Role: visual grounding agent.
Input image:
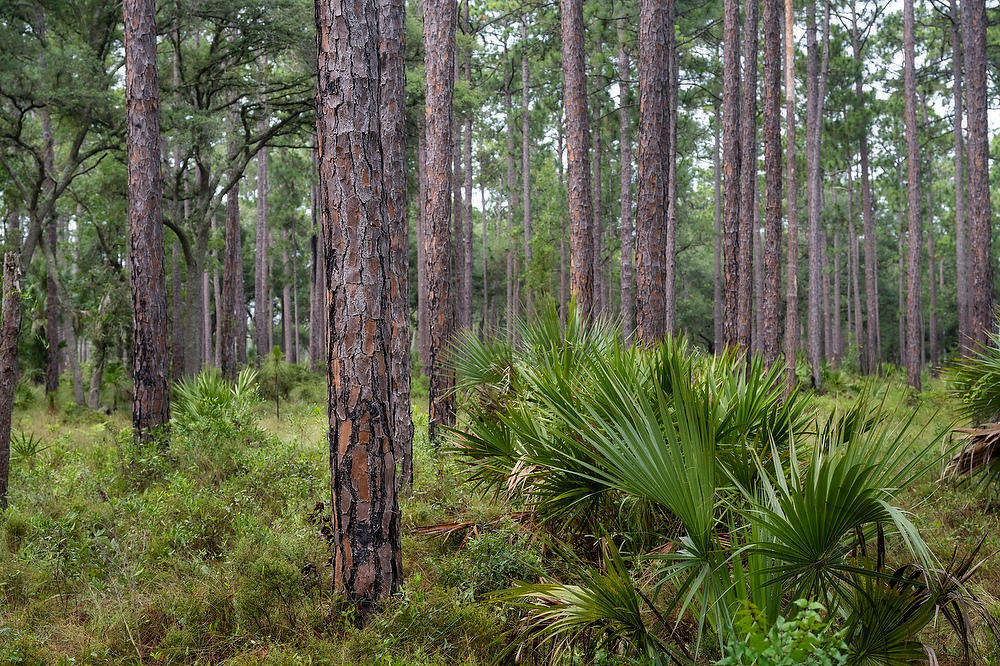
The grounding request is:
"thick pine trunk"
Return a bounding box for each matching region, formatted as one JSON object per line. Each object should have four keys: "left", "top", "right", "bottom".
{"left": 423, "top": 0, "right": 458, "bottom": 443}
{"left": 415, "top": 127, "right": 429, "bottom": 370}
{"left": 636, "top": 0, "right": 670, "bottom": 343}
{"left": 963, "top": 0, "right": 992, "bottom": 349}
{"left": 315, "top": 0, "right": 402, "bottom": 611}
{"left": 784, "top": 0, "right": 800, "bottom": 390}
{"left": 903, "top": 0, "right": 922, "bottom": 390}
{"left": 124, "top": 0, "right": 171, "bottom": 442}
{"left": 805, "top": 0, "right": 822, "bottom": 387}
{"left": 561, "top": 0, "right": 595, "bottom": 317}
{"left": 453, "top": 124, "right": 466, "bottom": 331}
{"left": 761, "top": 0, "right": 782, "bottom": 364}
{"left": 461, "top": 2, "right": 473, "bottom": 332}
{"left": 220, "top": 166, "right": 241, "bottom": 379}
{"left": 616, "top": 24, "right": 634, "bottom": 338}
{"left": 377, "top": 0, "right": 413, "bottom": 489}
{"left": 722, "top": 0, "right": 741, "bottom": 348}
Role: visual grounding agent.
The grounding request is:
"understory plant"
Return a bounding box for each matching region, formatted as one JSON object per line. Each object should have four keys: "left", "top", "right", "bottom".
{"left": 172, "top": 366, "right": 259, "bottom": 433}
{"left": 450, "top": 304, "right": 998, "bottom": 664}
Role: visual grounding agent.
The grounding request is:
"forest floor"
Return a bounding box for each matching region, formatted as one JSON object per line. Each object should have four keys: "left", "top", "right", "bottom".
{"left": 0, "top": 366, "right": 998, "bottom": 665}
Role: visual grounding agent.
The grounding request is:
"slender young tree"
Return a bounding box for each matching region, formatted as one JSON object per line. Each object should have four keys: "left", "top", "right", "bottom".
{"left": 950, "top": 0, "right": 967, "bottom": 348}
{"left": 713, "top": 100, "right": 723, "bottom": 352}
{"left": 784, "top": 0, "right": 800, "bottom": 391}
{"left": 504, "top": 44, "right": 518, "bottom": 340}
{"left": 124, "top": 0, "right": 170, "bottom": 443}
{"left": 635, "top": 0, "right": 669, "bottom": 343}
{"left": 592, "top": 113, "right": 604, "bottom": 316}
{"left": 760, "top": 0, "right": 782, "bottom": 364}
{"left": 617, "top": 21, "right": 634, "bottom": 337}
{"left": 903, "top": 0, "right": 922, "bottom": 390}
{"left": 722, "top": 0, "right": 741, "bottom": 348}
{"left": 378, "top": 0, "right": 414, "bottom": 489}
{"left": 521, "top": 21, "right": 533, "bottom": 317}
{"left": 851, "top": 0, "right": 878, "bottom": 373}
{"left": 461, "top": 0, "right": 474, "bottom": 332}
{"left": 561, "top": 0, "right": 595, "bottom": 316}
{"left": 255, "top": 117, "right": 270, "bottom": 363}
{"left": 315, "top": 0, "right": 402, "bottom": 612}
{"left": 423, "top": 0, "right": 457, "bottom": 443}
{"left": 963, "top": 0, "right": 992, "bottom": 349}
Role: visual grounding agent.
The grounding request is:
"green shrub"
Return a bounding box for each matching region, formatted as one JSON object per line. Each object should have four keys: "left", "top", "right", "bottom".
{"left": 717, "top": 600, "right": 848, "bottom": 666}
{"left": 438, "top": 523, "right": 541, "bottom": 600}
{"left": 173, "top": 366, "right": 259, "bottom": 433}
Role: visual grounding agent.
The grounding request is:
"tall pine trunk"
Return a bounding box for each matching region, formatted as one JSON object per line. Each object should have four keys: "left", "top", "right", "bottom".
{"left": 963, "top": 0, "right": 992, "bottom": 349}
{"left": 784, "top": 0, "right": 800, "bottom": 390}
{"left": 903, "top": 0, "right": 922, "bottom": 390}
{"left": 504, "top": 47, "right": 518, "bottom": 340}
{"left": 761, "top": 0, "right": 782, "bottom": 364}
{"left": 950, "top": 0, "right": 968, "bottom": 349}
{"left": 713, "top": 101, "right": 723, "bottom": 352}
{"left": 521, "top": 21, "right": 533, "bottom": 318}
{"left": 0, "top": 217, "right": 22, "bottom": 508}
{"left": 738, "top": 0, "right": 758, "bottom": 353}
{"left": 315, "top": 0, "right": 401, "bottom": 611}
{"left": 664, "top": 0, "right": 678, "bottom": 333}
{"left": 635, "top": 0, "right": 670, "bottom": 343}
{"left": 592, "top": 116, "right": 604, "bottom": 317}
{"left": 378, "top": 0, "right": 414, "bottom": 489}
{"left": 255, "top": 131, "right": 270, "bottom": 363}
{"left": 423, "top": 0, "right": 457, "bottom": 443}
{"left": 617, "top": 23, "right": 634, "bottom": 338}
{"left": 722, "top": 0, "right": 741, "bottom": 348}
{"left": 124, "top": 0, "right": 171, "bottom": 442}
{"left": 561, "top": 0, "right": 595, "bottom": 316}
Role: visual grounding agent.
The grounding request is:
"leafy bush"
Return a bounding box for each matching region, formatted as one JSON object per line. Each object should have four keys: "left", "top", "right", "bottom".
{"left": 717, "top": 600, "right": 848, "bottom": 666}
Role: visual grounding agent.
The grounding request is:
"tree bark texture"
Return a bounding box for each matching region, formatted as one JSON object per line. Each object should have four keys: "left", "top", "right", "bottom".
{"left": 636, "top": 0, "right": 670, "bottom": 343}
{"left": 738, "top": 0, "right": 757, "bottom": 353}
{"left": 124, "top": 0, "right": 171, "bottom": 442}
{"left": 761, "top": 0, "right": 782, "bottom": 364}
{"left": 963, "top": 0, "right": 992, "bottom": 349}
{"left": 561, "top": 0, "right": 594, "bottom": 317}
{"left": 315, "top": 0, "right": 402, "bottom": 611}
{"left": 423, "top": 0, "right": 458, "bottom": 442}
{"left": 521, "top": 21, "right": 533, "bottom": 318}
{"left": 378, "top": 0, "right": 414, "bottom": 489}
{"left": 722, "top": 0, "right": 742, "bottom": 349}
{"left": 903, "top": 0, "right": 922, "bottom": 390}
{"left": 784, "top": 0, "right": 800, "bottom": 390}
{"left": 951, "top": 0, "right": 968, "bottom": 349}
{"left": 664, "top": 0, "right": 678, "bottom": 333}
{"left": 0, "top": 245, "right": 21, "bottom": 508}
{"left": 255, "top": 141, "right": 271, "bottom": 363}
{"left": 617, "top": 23, "right": 634, "bottom": 338}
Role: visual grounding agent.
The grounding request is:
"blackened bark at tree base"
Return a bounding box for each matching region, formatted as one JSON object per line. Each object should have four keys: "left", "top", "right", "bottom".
{"left": 316, "top": 0, "right": 402, "bottom": 611}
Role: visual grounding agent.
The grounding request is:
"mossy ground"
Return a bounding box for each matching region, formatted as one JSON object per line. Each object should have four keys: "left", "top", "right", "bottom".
{"left": 1, "top": 365, "right": 998, "bottom": 664}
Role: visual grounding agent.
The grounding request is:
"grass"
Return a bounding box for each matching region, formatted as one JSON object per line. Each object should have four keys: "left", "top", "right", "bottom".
{"left": 0, "top": 365, "right": 998, "bottom": 664}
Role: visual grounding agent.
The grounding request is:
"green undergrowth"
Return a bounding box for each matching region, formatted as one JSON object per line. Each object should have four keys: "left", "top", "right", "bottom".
{"left": 1, "top": 365, "right": 998, "bottom": 665}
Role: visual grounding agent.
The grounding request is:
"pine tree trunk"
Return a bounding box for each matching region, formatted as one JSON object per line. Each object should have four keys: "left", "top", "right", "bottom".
{"left": 220, "top": 152, "right": 241, "bottom": 380}
{"left": 822, "top": 231, "right": 832, "bottom": 362}
{"left": 903, "top": 0, "right": 922, "bottom": 390}
{"left": 557, "top": 128, "right": 568, "bottom": 326}
{"left": 462, "top": 4, "right": 473, "bottom": 334}
{"left": 453, "top": 123, "right": 466, "bottom": 331}
{"left": 784, "top": 0, "right": 800, "bottom": 390}
{"left": 805, "top": 0, "right": 822, "bottom": 387}
{"left": 416, "top": 126, "right": 429, "bottom": 370}
{"left": 504, "top": 48, "right": 519, "bottom": 340}
{"left": 761, "top": 0, "right": 782, "bottom": 364}
{"left": 722, "top": 0, "right": 742, "bottom": 348}
{"left": 591, "top": 116, "right": 604, "bottom": 317}
{"left": 833, "top": 231, "right": 842, "bottom": 366}
{"left": 713, "top": 100, "right": 723, "bottom": 353}
{"left": 213, "top": 215, "right": 223, "bottom": 368}
{"left": 423, "top": 0, "right": 458, "bottom": 443}
{"left": 316, "top": 0, "right": 402, "bottom": 611}
{"left": 292, "top": 234, "right": 300, "bottom": 363}
{"left": 738, "top": 0, "right": 758, "bottom": 353}
{"left": 481, "top": 180, "right": 489, "bottom": 334}
{"left": 636, "top": 0, "right": 670, "bottom": 343}
{"left": 282, "top": 242, "right": 293, "bottom": 360}
{"left": 561, "top": 0, "right": 595, "bottom": 317}
{"left": 665, "top": 0, "right": 678, "bottom": 333}
{"left": 521, "top": 21, "right": 533, "bottom": 318}
{"left": 0, "top": 223, "right": 22, "bottom": 508}
{"left": 898, "top": 186, "right": 906, "bottom": 368}
{"left": 378, "top": 0, "right": 413, "bottom": 490}
{"left": 124, "top": 0, "right": 171, "bottom": 442}
{"left": 255, "top": 139, "right": 270, "bottom": 365}
{"left": 950, "top": 0, "right": 968, "bottom": 350}
{"left": 310, "top": 232, "right": 322, "bottom": 369}
{"left": 40, "top": 110, "right": 59, "bottom": 397}
{"left": 849, "top": 168, "right": 863, "bottom": 357}
{"left": 963, "top": 0, "right": 992, "bottom": 349}
{"left": 616, "top": 23, "right": 634, "bottom": 338}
